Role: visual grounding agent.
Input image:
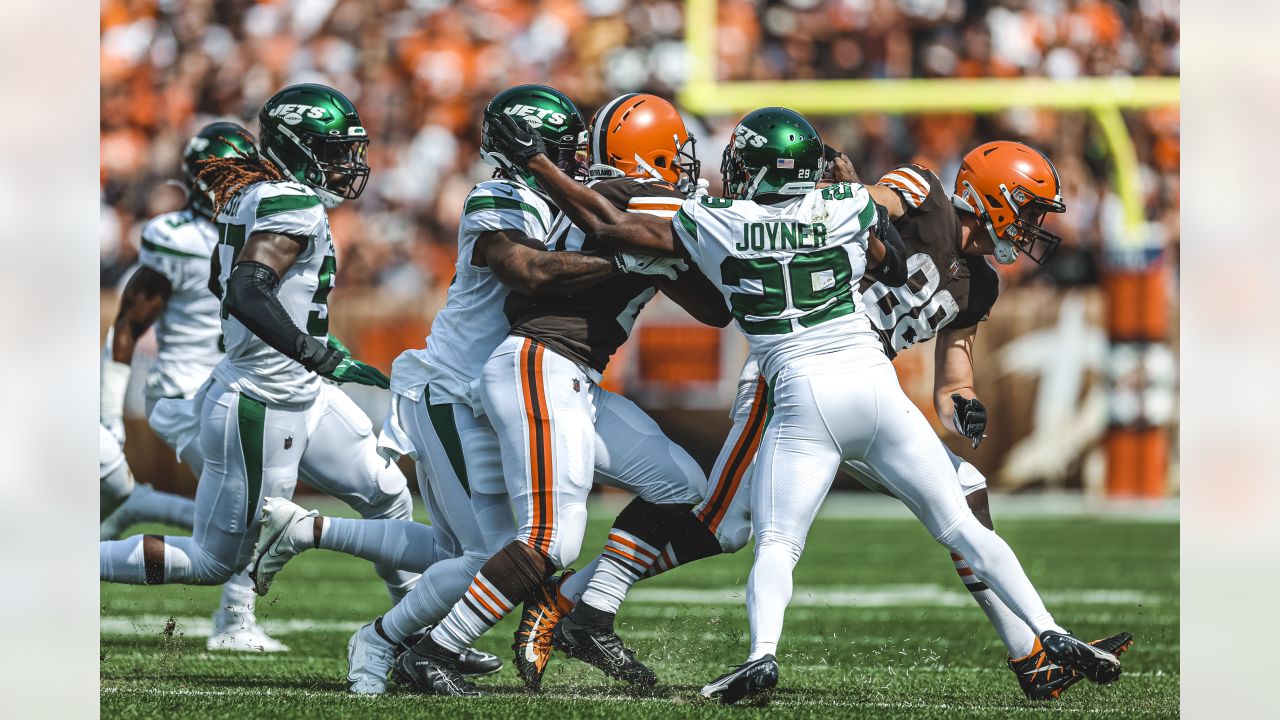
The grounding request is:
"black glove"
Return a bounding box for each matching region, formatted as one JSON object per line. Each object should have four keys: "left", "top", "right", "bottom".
{"left": 486, "top": 113, "right": 548, "bottom": 172}
{"left": 951, "top": 394, "right": 988, "bottom": 449}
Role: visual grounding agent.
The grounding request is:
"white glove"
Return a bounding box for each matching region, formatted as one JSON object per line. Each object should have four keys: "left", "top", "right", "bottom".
{"left": 614, "top": 253, "right": 688, "bottom": 280}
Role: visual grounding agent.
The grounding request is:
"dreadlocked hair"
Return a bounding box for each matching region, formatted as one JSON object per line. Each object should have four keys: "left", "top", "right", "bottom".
{"left": 195, "top": 155, "right": 289, "bottom": 216}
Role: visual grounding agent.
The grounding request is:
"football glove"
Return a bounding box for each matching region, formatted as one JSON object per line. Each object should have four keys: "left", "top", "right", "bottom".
{"left": 614, "top": 253, "right": 687, "bottom": 280}
{"left": 487, "top": 113, "right": 548, "bottom": 171}
{"left": 321, "top": 357, "right": 390, "bottom": 389}
{"left": 951, "top": 394, "right": 988, "bottom": 449}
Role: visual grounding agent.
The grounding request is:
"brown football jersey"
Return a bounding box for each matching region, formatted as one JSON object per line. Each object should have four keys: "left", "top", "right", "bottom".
{"left": 505, "top": 177, "right": 684, "bottom": 372}
{"left": 859, "top": 164, "right": 1000, "bottom": 357}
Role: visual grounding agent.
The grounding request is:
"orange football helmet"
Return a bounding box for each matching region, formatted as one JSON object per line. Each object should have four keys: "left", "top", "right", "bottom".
{"left": 951, "top": 141, "right": 1065, "bottom": 265}
{"left": 586, "top": 93, "right": 700, "bottom": 191}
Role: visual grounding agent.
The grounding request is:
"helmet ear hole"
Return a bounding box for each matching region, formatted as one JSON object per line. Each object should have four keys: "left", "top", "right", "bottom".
{"left": 654, "top": 156, "right": 667, "bottom": 168}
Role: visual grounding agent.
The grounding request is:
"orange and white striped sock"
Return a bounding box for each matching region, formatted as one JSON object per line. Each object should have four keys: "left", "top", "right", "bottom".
{"left": 951, "top": 552, "right": 1037, "bottom": 658}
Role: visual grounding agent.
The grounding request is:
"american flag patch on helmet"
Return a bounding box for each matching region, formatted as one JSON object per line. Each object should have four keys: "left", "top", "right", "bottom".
{"left": 776, "top": 158, "right": 795, "bottom": 168}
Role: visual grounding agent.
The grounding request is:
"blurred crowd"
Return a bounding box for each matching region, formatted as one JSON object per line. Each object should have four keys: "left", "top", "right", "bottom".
{"left": 102, "top": 0, "right": 1179, "bottom": 298}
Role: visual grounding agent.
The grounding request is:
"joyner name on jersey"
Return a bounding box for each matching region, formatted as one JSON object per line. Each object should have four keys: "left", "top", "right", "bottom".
{"left": 736, "top": 220, "right": 828, "bottom": 251}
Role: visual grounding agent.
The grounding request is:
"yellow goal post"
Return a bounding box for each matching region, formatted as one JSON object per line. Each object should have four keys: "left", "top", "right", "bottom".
{"left": 676, "top": 0, "right": 1180, "bottom": 247}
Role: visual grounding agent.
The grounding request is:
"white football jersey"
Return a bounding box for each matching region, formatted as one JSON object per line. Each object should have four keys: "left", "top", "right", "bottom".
{"left": 673, "top": 183, "right": 884, "bottom": 381}
{"left": 136, "top": 209, "right": 223, "bottom": 399}
{"left": 210, "top": 181, "right": 335, "bottom": 406}
{"left": 391, "top": 180, "right": 554, "bottom": 406}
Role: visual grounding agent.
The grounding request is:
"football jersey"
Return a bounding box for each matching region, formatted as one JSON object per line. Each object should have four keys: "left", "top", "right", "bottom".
{"left": 860, "top": 164, "right": 999, "bottom": 357}
{"left": 210, "top": 181, "right": 336, "bottom": 406}
{"left": 136, "top": 208, "right": 223, "bottom": 399}
{"left": 391, "top": 180, "right": 555, "bottom": 406}
{"left": 505, "top": 177, "right": 683, "bottom": 374}
{"left": 673, "top": 183, "right": 884, "bottom": 382}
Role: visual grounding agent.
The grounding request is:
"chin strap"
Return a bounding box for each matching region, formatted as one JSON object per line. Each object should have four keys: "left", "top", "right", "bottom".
{"left": 952, "top": 184, "right": 1017, "bottom": 265}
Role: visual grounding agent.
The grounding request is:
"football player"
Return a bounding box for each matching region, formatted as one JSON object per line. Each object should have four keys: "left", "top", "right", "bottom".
{"left": 389, "top": 93, "right": 730, "bottom": 697}
{"left": 247, "top": 85, "right": 681, "bottom": 694}
{"left": 525, "top": 142, "right": 1132, "bottom": 699}
{"left": 100, "top": 122, "right": 286, "bottom": 651}
{"left": 100, "top": 84, "right": 420, "bottom": 610}
{"left": 487, "top": 106, "right": 1127, "bottom": 704}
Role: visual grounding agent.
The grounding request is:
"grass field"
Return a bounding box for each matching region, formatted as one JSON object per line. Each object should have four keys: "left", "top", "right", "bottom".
{"left": 101, "top": 497, "right": 1178, "bottom": 718}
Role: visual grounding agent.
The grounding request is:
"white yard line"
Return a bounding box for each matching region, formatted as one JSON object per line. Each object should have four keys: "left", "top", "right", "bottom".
{"left": 101, "top": 583, "right": 1162, "bottom": 638}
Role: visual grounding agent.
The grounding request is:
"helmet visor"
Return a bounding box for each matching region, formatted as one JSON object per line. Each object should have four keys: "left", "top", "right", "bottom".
{"left": 313, "top": 135, "right": 370, "bottom": 199}
{"left": 1005, "top": 193, "right": 1065, "bottom": 265}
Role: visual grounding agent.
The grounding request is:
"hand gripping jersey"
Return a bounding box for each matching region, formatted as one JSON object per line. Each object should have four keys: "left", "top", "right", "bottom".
{"left": 860, "top": 164, "right": 999, "bottom": 357}
{"left": 504, "top": 177, "right": 684, "bottom": 374}
{"left": 210, "top": 181, "right": 336, "bottom": 406}
{"left": 391, "top": 180, "right": 555, "bottom": 406}
{"left": 673, "top": 183, "right": 884, "bottom": 381}
{"left": 136, "top": 208, "right": 223, "bottom": 399}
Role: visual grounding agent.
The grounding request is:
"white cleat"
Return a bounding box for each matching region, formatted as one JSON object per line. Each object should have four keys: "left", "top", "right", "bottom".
{"left": 249, "top": 496, "right": 318, "bottom": 596}
{"left": 348, "top": 622, "right": 396, "bottom": 695}
{"left": 207, "top": 610, "right": 289, "bottom": 653}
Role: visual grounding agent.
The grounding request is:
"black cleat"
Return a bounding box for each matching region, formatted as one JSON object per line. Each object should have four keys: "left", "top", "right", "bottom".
{"left": 400, "top": 628, "right": 502, "bottom": 678}
{"left": 1009, "top": 632, "right": 1133, "bottom": 700}
{"left": 513, "top": 571, "right": 572, "bottom": 691}
{"left": 1038, "top": 630, "right": 1126, "bottom": 686}
{"left": 392, "top": 634, "right": 483, "bottom": 697}
{"left": 700, "top": 655, "right": 779, "bottom": 705}
{"left": 551, "top": 610, "right": 657, "bottom": 687}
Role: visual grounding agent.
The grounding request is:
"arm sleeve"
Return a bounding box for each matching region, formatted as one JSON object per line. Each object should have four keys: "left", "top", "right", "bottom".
{"left": 224, "top": 261, "right": 340, "bottom": 374}
{"left": 137, "top": 220, "right": 194, "bottom": 289}
{"left": 877, "top": 165, "right": 934, "bottom": 211}
{"left": 864, "top": 202, "right": 908, "bottom": 286}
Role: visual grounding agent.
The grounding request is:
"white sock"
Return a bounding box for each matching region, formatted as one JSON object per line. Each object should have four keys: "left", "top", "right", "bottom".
{"left": 319, "top": 518, "right": 451, "bottom": 572}
{"left": 950, "top": 552, "right": 1037, "bottom": 658}
{"left": 937, "top": 516, "right": 1066, "bottom": 638}
{"left": 378, "top": 553, "right": 486, "bottom": 643}
{"left": 215, "top": 569, "right": 260, "bottom": 626}
{"left": 559, "top": 556, "right": 601, "bottom": 606}
{"left": 100, "top": 535, "right": 197, "bottom": 584}
{"left": 118, "top": 484, "right": 195, "bottom": 531}
{"left": 746, "top": 538, "right": 802, "bottom": 661}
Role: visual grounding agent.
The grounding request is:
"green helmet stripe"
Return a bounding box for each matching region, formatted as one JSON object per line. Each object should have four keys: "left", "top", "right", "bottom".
{"left": 256, "top": 194, "right": 322, "bottom": 218}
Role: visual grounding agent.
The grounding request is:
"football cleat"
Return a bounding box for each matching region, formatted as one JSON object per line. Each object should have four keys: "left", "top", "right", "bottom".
{"left": 207, "top": 605, "right": 288, "bottom": 653}
{"left": 513, "top": 570, "right": 574, "bottom": 691}
{"left": 347, "top": 622, "right": 397, "bottom": 695}
{"left": 551, "top": 610, "right": 657, "bottom": 687}
{"left": 1038, "top": 630, "right": 1127, "bottom": 687}
{"left": 1009, "top": 632, "right": 1133, "bottom": 700}
{"left": 700, "top": 654, "right": 779, "bottom": 705}
{"left": 249, "top": 497, "right": 317, "bottom": 596}
{"left": 392, "top": 634, "right": 483, "bottom": 697}
{"left": 400, "top": 628, "right": 503, "bottom": 678}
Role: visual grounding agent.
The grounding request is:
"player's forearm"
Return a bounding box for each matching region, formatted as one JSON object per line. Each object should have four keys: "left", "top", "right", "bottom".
{"left": 512, "top": 250, "right": 618, "bottom": 296}
{"left": 934, "top": 386, "right": 976, "bottom": 436}
{"left": 654, "top": 272, "right": 732, "bottom": 328}
{"left": 525, "top": 156, "right": 675, "bottom": 254}
{"left": 224, "top": 261, "right": 338, "bottom": 373}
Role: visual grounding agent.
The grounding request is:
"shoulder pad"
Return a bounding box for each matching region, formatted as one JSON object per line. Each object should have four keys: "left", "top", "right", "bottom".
{"left": 139, "top": 211, "right": 209, "bottom": 260}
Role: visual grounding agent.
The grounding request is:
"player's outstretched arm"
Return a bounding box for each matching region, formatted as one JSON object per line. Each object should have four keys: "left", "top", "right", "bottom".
{"left": 475, "top": 230, "right": 617, "bottom": 296}
{"left": 487, "top": 114, "right": 677, "bottom": 256}
{"left": 224, "top": 232, "right": 386, "bottom": 387}
{"left": 654, "top": 265, "right": 732, "bottom": 328}
{"left": 934, "top": 324, "right": 987, "bottom": 448}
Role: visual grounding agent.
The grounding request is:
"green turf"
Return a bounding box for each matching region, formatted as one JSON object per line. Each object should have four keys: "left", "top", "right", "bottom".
{"left": 101, "top": 500, "right": 1178, "bottom": 718}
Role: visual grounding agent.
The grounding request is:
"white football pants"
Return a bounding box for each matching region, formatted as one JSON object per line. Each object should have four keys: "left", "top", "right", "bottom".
{"left": 480, "top": 336, "right": 703, "bottom": 569}
{"left": 745, "top": 347, "right": 1060, "bottom": 660}
{"left": 101, "top": 380, "right": 418, "bottom": 598}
